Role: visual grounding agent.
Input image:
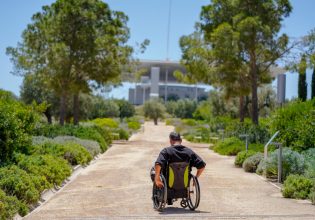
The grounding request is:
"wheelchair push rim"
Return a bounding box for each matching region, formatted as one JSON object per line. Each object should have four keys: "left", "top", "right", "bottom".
{"left": 187, "top": 175, "right": 200, "bottom": 210}
{"left": 152, "top": 175, "right": 167, "bottom": 211}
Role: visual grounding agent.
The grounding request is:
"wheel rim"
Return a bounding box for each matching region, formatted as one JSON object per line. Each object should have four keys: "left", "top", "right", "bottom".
{"left": 152, "top": 175, "right": 167, "bottom": 210}
{"left": 187, "top": 175, "right": 200, "bottom": 210}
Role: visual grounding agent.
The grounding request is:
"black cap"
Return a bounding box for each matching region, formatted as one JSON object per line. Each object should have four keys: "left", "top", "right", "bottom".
{"left": 169, "top": 132, "right": 181, "bottom": 141}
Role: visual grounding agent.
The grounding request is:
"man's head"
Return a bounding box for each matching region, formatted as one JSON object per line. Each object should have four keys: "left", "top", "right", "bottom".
{"left": 169, "top": 132, "right": 182, "bottom": 145}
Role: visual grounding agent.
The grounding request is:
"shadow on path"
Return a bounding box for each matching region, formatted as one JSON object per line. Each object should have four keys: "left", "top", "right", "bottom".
{"left": 159, "top": 207, "right": 211, "bottom": 215}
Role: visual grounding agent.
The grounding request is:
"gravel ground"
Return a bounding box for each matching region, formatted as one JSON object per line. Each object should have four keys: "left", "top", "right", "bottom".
{"left": 24, "top": 122, "right": 315, "bottom": 220}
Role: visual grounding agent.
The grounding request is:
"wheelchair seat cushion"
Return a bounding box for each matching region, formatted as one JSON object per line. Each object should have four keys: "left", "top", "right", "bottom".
{"left": 168, "top": 162, "right": 189, "bottom": 190}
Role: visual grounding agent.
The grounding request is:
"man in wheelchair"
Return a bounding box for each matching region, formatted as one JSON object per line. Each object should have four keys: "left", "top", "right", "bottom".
{"left": 151, "top": 132, "right": 206, "bottom": 211}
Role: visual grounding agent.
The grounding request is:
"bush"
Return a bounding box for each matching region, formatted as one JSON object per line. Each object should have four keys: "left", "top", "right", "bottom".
{"left": 302, "top": 148, "right": 315, "bottom": 179}
{"left": 0, "top": 189, "right": 28, "bottom": 219}
{"left": 92, "top": 118, "right": 119, "bottom": 128}
{"left": 116, "top": 128, "right": 129, "bottom": 140}
{"left": 34, "top": 124, "right": 109, "bottom": 152}
{"left": 225, "top": 118, "right": 270, "bottom": 144}
{"left": 52, "top": 136, "right": 102, "bottom": 157}
{"left": 270, "top": 100, "right": 315, "bottom": 151}
{"left": 174, "top": 99, "right": 197, "bottom": 119}
{"left": 213, "top": 137, "right": 244, "bottom": 156}
{"left": 0, "top": 94, "right": 39, "bottom": 163}
{"left": 115, "top": 99, "right": 135, "bottom": 119}
{"left": 234, "top": 150, "right": 256, "bottom": 167}
{"left": 143, "top": 99, "right": 166, "bottom": 125}
{"left": 282, "top": 175, "right": 314, "bottom": 199}
{"left": 0, "top": 166, "right": 48, "bottom": 205}
{"left": 16, "top": 154, "right": 72, "bottom": 186}
{"left": 31, "top": 142, "right": 92, "bottom": 166}
{"left": 256, "top": 148, "right": 305, "bottom": 180}
{"left": 127, "top": 121, "right": 141, "bottom": 131}
{"left": 243, "top": 153, "right": 264, "bottom": 173}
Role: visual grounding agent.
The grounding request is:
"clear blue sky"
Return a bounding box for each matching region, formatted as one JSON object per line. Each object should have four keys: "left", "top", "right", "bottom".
{"left": 1, "top": 0, "right": 315, "bottom": 99}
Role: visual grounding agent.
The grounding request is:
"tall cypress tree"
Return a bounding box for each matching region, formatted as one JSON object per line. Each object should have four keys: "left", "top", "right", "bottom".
{"left": 298, "top": 55, "right": 307, "bottom": 101}
{"left": 312, "top": 67, "right": 315, "bottom": 99}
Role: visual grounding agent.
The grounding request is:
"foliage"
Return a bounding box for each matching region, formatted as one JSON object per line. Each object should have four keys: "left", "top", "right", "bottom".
{"left": 7, "top": 0, "right": 132, "bottom": 125}
{"left": 282, "top": 175, "right": 313, "bottom": 199}
{"left": 0, "top": 165, "right": 48, "bottom": 205}
{"left": 33, "top": 123, "right": 109, "bottom": 152}
{"left": 193, "top": 101, "right": 212, "bottom": 121}
{"left": 127, "top": 121, "right": 141, "bottom": 131}
{"left": 234, "top": 150, "right": 256, "bottom": 167}
{"left": 243, "top": 153, "right": 264, "bottom": 173}
{"left": 115, "top": 128, "right": 130, "bottom": 140}
{"left": 213, "top": 137, "right": 244, "bottom": 156}
{"left": 92, "top": 118, "right": 119, "bottom": 128}
{"left": 52, "top": 136, "right": 101, "bottom": 157}
{"left": 174, "top": 99, "right": 197, "bottom": 119}
{"left": 256, "top": 148, "right": 305, "bottom": 180}
{"left": 143, "top": 99, "right": 166, "bottom": 125}
{"left": 270, "top": 100, "right": 315, "bottom": 151}
{"left": 302, "top": 148, "right": 315, "bottom": 179}
{"left": 16, "top": 154, "right": 71, "bottom": 186}
{"left": 115, "top": 99, "right": 135, "bottom": 119}
{"left": 31, "top": 142, "right": 92, "bottom": 166}
{"left": 0, "top": 93, "right": 39, "bottom": 163}
{"left": 0, "top": 189, "right": 28, "bottom": 219}
{"left": 298, "top": 55, "right": 308, "bottom": 101}
{"left": 225, "top": 118, "right": 270, "bottom": 144}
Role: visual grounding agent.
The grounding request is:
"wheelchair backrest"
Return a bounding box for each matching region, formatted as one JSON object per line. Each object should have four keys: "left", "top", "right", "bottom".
{"left": 168, "top": 162, "right": 190, "bottom": 190}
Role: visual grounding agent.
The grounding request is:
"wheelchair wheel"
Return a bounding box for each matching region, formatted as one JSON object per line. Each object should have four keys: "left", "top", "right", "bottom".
{"left": 187, "top": 175, "right": 200, "bottom": 211}
{"left": 152, "top": 175, "right": 167, "bottom": 211}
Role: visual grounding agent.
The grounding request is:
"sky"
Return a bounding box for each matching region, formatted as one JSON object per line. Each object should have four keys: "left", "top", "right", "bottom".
{"left": 1, "top": 0, "right": 315, "bottom": 99}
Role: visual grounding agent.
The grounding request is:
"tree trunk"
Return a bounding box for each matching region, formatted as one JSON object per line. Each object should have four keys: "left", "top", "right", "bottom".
{"left": 44, "top": 109, "right": 52, "bottom": 124}
{"left": 154, "top": 118, "right": 158, "bottom": 125}
{"left": 73, "top": 93, "right": 80, "bottom": 125}
{"left": 239, "top": 96, "right": 245, "bottom": 122}
{"left": 251, "top": 62, "right": 259, "bottom": 125}
{"left": 59, "top": 91, "right": 67, "bottom": 126}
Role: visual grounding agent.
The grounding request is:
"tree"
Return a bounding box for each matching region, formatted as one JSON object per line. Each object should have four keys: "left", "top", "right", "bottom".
{"left": 7, "top": 0, "right": 132, "bottom": 125}
{"left": 143, "top": 99, "right": 165, "bottom": 125}
{"left": 181, "top": 0, "right": 292, "bottom": 124}
{"left": 115, "top": 99, "right": 135, "bottom": 119}
{"left": 298, "top": 55, "right": 308, "bottom": 101}
{"left": 20, "top": 74, "right": 58, "bottom": 123}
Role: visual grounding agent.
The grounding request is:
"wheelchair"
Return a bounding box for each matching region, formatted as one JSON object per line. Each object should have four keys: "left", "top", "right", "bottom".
{"left": 152, "top": 162, "right": 200, "bottom": 211}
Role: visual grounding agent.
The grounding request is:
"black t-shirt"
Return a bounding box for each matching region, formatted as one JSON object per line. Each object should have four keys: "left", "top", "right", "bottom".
{"left": 155, "top": 145, "right": 206, "bottom": 170}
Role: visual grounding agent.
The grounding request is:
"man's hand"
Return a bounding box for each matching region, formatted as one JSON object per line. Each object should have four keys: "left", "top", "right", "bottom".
{"left": 155, "top": 178, "right": 164, "bottom": 188}
{"left": 154, "top": 164, "right": 164, "bottom": 188}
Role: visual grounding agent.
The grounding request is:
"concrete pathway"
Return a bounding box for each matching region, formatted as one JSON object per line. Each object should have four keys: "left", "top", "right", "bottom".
{"left": 24, "top": 122, "right": 315, "bottom": 220}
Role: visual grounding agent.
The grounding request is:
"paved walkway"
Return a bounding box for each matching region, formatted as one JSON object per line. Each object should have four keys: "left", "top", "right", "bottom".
{"left": 24, "top": 122, "right": 315, "bottom": 220}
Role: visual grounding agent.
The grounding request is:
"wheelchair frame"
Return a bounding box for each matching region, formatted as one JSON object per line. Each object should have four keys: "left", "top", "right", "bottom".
{"left": 152, "top": 162, "right": 200, "bottom": 211}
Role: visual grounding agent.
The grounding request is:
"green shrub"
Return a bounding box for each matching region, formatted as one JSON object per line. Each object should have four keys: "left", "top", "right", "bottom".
{"left": 116, "top": 128, "right": 129, "bottom": 140}
{"left": 243, "top": 153, "right": 264, "bottom": 173}
{"left": 302, "top": 148, "right": 315, "bottom": 179}
{"left": 0, "top": 189, "right": 28, "bottom": 219}
{"left": 0, "top": 166, "right": 48, "bottom": 205}
{"left": 282, "top": 175, "right": 313, "bottom": 199}
{"left": 225, "top": 118, "right": 270, "bottom": 144}
{"left": 31, "top": 142, "right": 92, "bottom": 165}
{"left": 182, "top": 119, "right": 198, "bottom": 126}
{"left": 127, "top": 121, "right": 141, "bottom": 131}
{"left": 0, "top": 95, "right": 39, "bottom": 163}
{"left": 174, "top": 99, "right": 197, "bottom": 119}
{"left": 52, "top": 136, "right": 101, "bottom": 157}
{"left": 92, "top": 118, "right": 119, "bottom": 128}
{"left": 256, "top": 148, "right": 305, "bottom": 180}
{"left": 213, "top": 137, "right": 244, "bottom": 156}
{"left": 115, "top": 99, "right": 135, "bottom": 119}
{"left": 16, "top": 154, "right": 71, "bottom": 186}
{"left": 33, "top": 124, "right": 108, "bottom": 152}
{"left": 234, "top": 150, "right": 256, "bottom": 167}
{"left": 270, "top": 100, "right": 315, "bottom": 151}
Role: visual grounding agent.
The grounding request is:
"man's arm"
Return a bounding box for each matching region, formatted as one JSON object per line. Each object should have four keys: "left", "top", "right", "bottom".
{"left": 196, "top": 166, "right": 205, "bottom": 178}
{"left": 154, "top": 163, "right": 164, "bottom": 188}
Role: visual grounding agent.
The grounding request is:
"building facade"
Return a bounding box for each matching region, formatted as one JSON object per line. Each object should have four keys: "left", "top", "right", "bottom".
{"left": 128, "top": 60, "right": 207, "bottom": 105}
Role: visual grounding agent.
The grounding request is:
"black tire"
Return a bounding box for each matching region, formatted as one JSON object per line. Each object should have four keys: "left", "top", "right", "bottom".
{"left": 187, "top": 175, "right": 200, "bottom": 211}
{"left": 152, "top": 175, "right": 167, "bottom": 211}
